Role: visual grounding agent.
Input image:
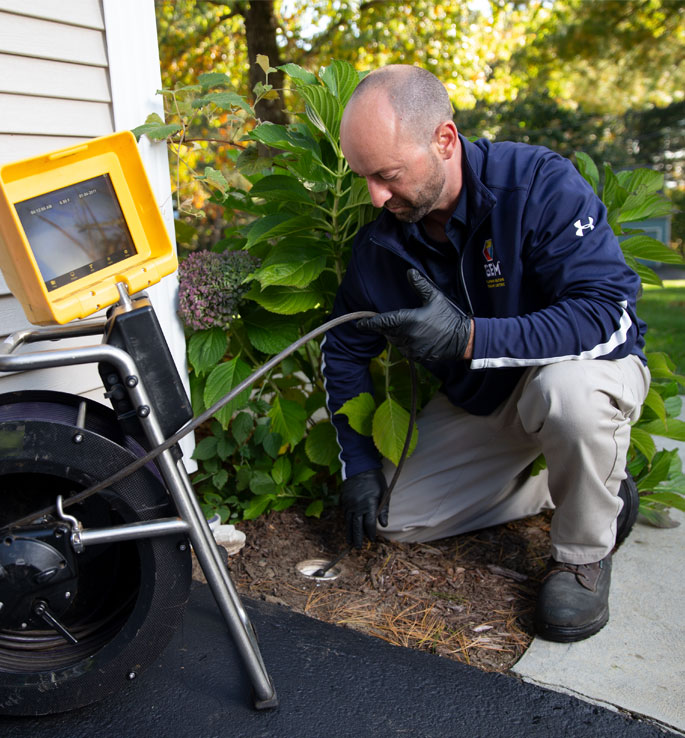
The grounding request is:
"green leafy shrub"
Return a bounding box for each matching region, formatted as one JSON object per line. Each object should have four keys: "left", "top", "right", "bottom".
{"left": 576, "top": 153, "right": 685, "bottom": 525}
{"left": 136, "top": 60, "right": 429, "bottom": 522}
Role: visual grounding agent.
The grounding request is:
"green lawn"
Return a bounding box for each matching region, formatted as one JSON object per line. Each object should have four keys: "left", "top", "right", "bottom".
{"left": 639, "top": 281, "right": 685, "bottom": 375}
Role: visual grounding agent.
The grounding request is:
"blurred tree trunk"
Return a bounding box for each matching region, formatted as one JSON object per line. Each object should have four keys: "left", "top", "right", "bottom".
{"left": 242, "top": 0, "right": 288, "bottom": 125}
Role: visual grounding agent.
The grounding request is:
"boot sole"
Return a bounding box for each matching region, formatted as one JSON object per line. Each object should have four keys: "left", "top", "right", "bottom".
{"left": 535, "top": 607, "right": 609, "bottom": 643}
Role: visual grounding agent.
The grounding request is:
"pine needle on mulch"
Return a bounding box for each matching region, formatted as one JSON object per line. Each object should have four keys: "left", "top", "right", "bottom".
{"left": 206, "top": 506, "right": 554, "bottom": 673}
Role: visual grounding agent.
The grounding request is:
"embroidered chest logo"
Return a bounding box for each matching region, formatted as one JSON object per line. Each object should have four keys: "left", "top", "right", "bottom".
{"left": 483, "top": 239, "right": 505, "bottom": 288}
{"left": 574, "top": 217, "right": 595, "bottom": 237}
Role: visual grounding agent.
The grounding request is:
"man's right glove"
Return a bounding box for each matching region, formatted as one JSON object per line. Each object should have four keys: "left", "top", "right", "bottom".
{"left": 340, "top": 468, "right": 389, "bottom": 549}
{"left": 356, "top": 269, "right": 471, "bottom": 363}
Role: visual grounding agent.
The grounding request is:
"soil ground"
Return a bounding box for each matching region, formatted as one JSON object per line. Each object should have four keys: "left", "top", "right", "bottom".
{"left": 201, "top": 506, "right": 555, "bottom": 673}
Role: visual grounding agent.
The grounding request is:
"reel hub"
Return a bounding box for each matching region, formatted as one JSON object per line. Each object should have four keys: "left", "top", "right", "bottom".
{"left": 0, "top": 524, "right": 78, "bottom": 633}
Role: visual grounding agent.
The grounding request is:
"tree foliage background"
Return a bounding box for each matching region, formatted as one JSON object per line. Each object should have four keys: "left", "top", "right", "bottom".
{"left": 154, "top": 0, "right": 684, "bottom": 245}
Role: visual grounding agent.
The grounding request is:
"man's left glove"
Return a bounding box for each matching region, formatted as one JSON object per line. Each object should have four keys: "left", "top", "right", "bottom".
{"left": 357, "top": 269, "right": 472, "bottom": 363}
{"left": 341, "top": 468, "right": 389, "bottom": 549}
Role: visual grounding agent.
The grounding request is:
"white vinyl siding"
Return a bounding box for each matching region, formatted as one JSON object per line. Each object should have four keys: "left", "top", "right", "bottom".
{"left": 0, "top": 54, "right": 110, "bottom": 101}
{"left": 0, "top": 1, "right": 109, "bottom": 399}
{"left": 0, "top": 0, "right": 105, "bottom": 28}
{"left": 0, "top": 9, "right": 108, "bottom": 64}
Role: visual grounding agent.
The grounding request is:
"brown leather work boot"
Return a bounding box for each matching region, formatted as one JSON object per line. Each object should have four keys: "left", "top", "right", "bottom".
{"left": 535, "top": 555, "right": 611, "bottom": 642}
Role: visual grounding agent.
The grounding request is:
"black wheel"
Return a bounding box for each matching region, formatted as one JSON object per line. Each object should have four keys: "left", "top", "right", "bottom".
{"left": 0, "top": 392, "right": 191, "bottom": 715}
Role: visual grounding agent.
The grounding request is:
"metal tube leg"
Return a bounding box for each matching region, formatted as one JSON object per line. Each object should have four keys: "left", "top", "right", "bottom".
{"left": 157, "top": 450, "right": 278, "bottom": 709}
{"left": 175, "top": 463, "right": 253, "bottom": 631}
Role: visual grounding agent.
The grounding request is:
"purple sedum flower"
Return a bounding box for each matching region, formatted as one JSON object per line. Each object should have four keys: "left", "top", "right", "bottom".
{"left": 177, "top": 250, "right": 259, "bottom": 331}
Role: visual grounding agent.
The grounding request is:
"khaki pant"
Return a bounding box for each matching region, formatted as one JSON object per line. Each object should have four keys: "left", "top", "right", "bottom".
{"left": 380, "top": 355, "right": 650, "bottom": 564}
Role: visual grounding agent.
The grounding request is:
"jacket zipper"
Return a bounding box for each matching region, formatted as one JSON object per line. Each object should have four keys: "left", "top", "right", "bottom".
{"left": 370, "top": 235, "right": 474, "bottom": 317}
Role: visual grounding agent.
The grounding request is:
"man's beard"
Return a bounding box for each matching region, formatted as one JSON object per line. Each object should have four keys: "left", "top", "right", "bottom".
{"left": 385, "top": 153, "right": 445, "bottom": 223}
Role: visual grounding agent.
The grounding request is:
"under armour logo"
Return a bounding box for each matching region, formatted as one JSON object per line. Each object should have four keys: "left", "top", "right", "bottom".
{"left": 574, "top": 217, "right": 595, "bottom": 237}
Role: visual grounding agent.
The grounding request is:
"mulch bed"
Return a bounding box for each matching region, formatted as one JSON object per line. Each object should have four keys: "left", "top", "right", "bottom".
{"left": 210, "top": 506, "right": 555, "bottom": 672}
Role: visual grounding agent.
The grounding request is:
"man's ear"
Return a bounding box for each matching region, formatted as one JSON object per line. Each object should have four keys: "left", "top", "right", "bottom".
{"left": 434, "top": 120, "right": 458, "bottom": 159}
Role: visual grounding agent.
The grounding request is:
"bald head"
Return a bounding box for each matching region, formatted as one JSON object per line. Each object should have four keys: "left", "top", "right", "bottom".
{"left": 345, "top": 65, "right": 454, "bottom": 146}
{"left": 340, "top": 65, "right": 462, "bottom": 228}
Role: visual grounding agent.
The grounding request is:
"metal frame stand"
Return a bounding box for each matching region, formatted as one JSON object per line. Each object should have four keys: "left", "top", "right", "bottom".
{"left": 0, "top": 294, "right": 278, "bottom": 709}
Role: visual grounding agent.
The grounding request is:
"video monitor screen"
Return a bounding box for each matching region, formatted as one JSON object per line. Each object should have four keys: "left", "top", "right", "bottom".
{"left": 14, "top": 174, "right": 137, "bottom": 291}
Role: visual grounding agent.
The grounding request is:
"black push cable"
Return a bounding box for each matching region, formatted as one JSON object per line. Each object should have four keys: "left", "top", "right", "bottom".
{"left": 1, "top": 311, "right": 417, "bottom": 537}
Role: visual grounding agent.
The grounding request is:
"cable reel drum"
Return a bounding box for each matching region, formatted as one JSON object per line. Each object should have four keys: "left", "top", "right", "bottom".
{"left": 0, "top": 392, "right": 192, "bottom": 714}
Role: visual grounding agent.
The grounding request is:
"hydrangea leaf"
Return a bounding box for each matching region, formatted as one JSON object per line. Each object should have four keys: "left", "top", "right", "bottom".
{"left": 246, "top": 214, "right": 314, "bottom": 249}
{"left": 243, "top": 311, "right": 299, "bottom": 354}
{"left": 188, "top": 328, "right": 227, "bottom": 375}
{"left": 249, "top": 284, "right": 322, "bottom": 315}
{"left": 372, "top": 397, "right": 418, "bottom": 466}
{"left": 335, "top": 392, "right": 375, "bottom": 436}
{"left": 252, "top": 245, "right": 326, "bottom": 288}
{"left": 204, "top": 357, "right": 252, "bottom": 428}
{"left": 305, "top": 422, "right": 339, "bottom": 466}
{"left": 249, "top": 175, "right": 313, "bottom": 204}
{"left": 278, "top": 63, "right": 318, "bottom": 86}
{"left": 268, "top": 396, "right": 307, "bottom": 448}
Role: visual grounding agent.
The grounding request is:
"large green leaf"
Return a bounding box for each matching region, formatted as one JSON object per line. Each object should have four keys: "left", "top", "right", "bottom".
{"left": 245, "top": 213, "right": 315, "bottom": 249}
{"left": 204, "top": 357, "right": 252, "bottom": 428}
{"left": 252, "top": 243, "right": 326, "bottom": 288}
{"left": 342, "top": 176, "right": 373, "bottom": 209}
{"left": 665, "top": 395, "right": 683, "bottom": 418}
{"left": 621, "top": 235, "right": 683, "bottom": 265}
{"left": 278, "top": 63, "right": 317, "bottom": 85}
{"left": 320, "top": 60, "right": 359, "bottom": 107}
{"left": 262, "top": 432, "right": 282, "bottom": 460}
{"left": 640, "top": 491, "right": 685, "bottom": 513}
{"left": 192, "top": 436, "right": 217, "bottom": 461}
{"left": 243, "top": 311, "right": 300, "bottom": 354}
{"left": 249, "top": 122, "right": 322, "bottom": 160}
{"left": 637, "top": 449, "right": 678, "bottom": 491}
{"left": 618, "top": 192, "right": 673, "bottom": 223}
{"left": 616, "top": 168, "right": 664, "bottom": 196}
{"left": 131, "top": 113, "right": 181, "bottom": 141}
{"left": 636, "top": 504, "right": 681, "bottom": 529}
{"left": 249, "top": 284, "right": 322, "bottom": 314}
{"left": 372, "top": 397, "right": 418, "bottom": 466}
{"left": 297, "top": 84, "right": 343, "bottom": 141}
{"left": 575, "top": 151, "right": 599, "bottom": 194}
{"left": 630, "top": 426, "right": 656, "bottom": 461}
{"left": 243, "top": 492, "right": 275, "bottom": 519}
{"left": 188, "top": 328, "right": 227, "bottom": 375}
{"left": 646, "top": 352, "right": 685, "bottom": 384}
{"left": 639, "top": 418, "right": 685, "bottom": 442}
{"left": 305, "top": 499, "right": 324, "bottom": 518}
{"left": 641, "top": 386, "right": 667, "bottom": 424}
{"left": 249, "top": 175, "right": 313, "bottom": 205}
{"left": 268, "top": 395, "right": 307, "bottom": 447}
{"left": 272, "top": 456, "right": 292, "bottom": 485}
{"left": 305, "top": 421, "right": 339, "bottom": 466}
{"left": 198, "top": 72, "right": 231, "bottom": 90}
{"left": 602, "top": 165, "right": 627, "bottom": 212}
{"left": 192, "top": 91, "right": 253, "bottom": 115}
{"left": 231, "top": 411, "right": 254, "bottom": 445}
{"left": 293, "top": 463, "right": 317, "bottom": 484}
{"left": 625, "top": 255, "right": 663, "bottom": 286}
{"left": 202, "top": 166, "right": 228, "bottom": 194}
{"left": 335, "top": 392, "right": 375, "bottom": 436}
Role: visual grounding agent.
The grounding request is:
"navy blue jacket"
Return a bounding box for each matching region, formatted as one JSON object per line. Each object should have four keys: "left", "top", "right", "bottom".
{"left": 322, "top": 135, "right": 647, "bottom": 479}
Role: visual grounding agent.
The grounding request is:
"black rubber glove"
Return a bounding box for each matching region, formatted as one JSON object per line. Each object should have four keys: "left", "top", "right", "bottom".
{"left": 340, "top": 468, "right": 389, "bottom": 549}
{"left": 357, "top": 269, "right": 472, "bottom": 363}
